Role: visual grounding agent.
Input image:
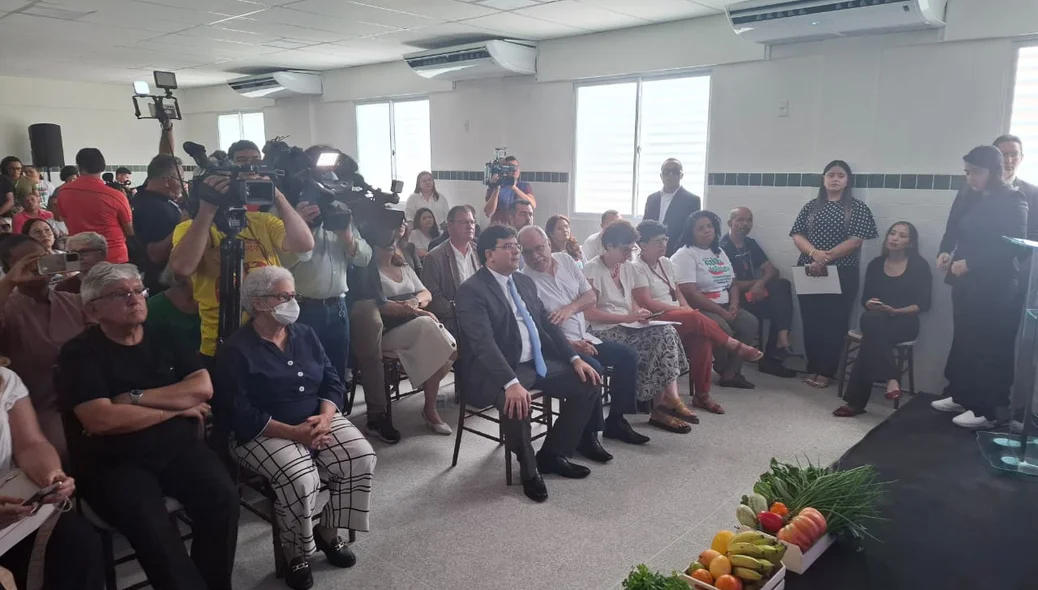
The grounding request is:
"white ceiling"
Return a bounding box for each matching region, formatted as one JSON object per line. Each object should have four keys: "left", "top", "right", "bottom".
{"left": 0, "top": 0, "right": 732, "bottom": 87}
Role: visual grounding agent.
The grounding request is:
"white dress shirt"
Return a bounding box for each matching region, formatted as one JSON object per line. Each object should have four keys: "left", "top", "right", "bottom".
{"left": 488, "top": 268, "right": 534, "bottom": 364}
{"left": 451, "top": 242, "right": 477, "bottom": 283}
{"left": 520, "top": 253, "right": 601, "bottom": 344}
{"left": 659, "top": 187, "right": 678, "bottom": 222}
{"left": 582, "top": 230, "right": 603, "bottom": 262}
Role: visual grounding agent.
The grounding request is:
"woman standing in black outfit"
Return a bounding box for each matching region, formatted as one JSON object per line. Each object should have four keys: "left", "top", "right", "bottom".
{"left": 834, "top": 222, "right": 931, "bottom": 416}
{"left": 932, "top": 146, "right": 1028, "bottom": 429}
{"left": 790, "top": 160, "right": 878, "bottom": 388}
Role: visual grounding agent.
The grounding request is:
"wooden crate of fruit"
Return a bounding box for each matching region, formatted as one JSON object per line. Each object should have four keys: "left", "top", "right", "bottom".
{"left": 682, "top": 530, "right": 787, "bottom": 590}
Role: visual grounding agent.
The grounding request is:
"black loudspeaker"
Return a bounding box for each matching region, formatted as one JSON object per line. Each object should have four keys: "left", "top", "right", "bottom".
{"left": 28, "top": 123, "right": 64, "bottom": 168}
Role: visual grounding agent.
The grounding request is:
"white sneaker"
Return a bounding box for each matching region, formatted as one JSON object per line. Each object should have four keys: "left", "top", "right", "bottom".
{"left": 931, "top": 397, "right": 965, "bottom": 413}
{"left": 952, "top": 410, "right": 995, "bottom": 429}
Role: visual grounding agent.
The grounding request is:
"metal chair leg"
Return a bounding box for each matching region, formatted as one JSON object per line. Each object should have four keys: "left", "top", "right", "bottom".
{"left": 101, "top": 530, "right": 117, "bottom": 590}
{"left": 505, "top": 448, "right": 513, "bottom": 486}
{"left": 451, "top": 405, "right": 465, "bottom": 468}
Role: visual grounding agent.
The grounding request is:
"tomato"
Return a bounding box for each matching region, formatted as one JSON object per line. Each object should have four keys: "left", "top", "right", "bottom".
{"left": 714, "top": 574, "right": 744, "bottom": 590}
{"left": 798, "top": 507, "right": 827, "bottom": 535}
{"left": 690, "top": 569, "right": 714, "bottom": 585}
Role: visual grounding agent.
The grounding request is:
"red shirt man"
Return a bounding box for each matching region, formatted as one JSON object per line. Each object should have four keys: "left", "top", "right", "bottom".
{"left": 57, "top": 148, "right": 134, "bottom": 263}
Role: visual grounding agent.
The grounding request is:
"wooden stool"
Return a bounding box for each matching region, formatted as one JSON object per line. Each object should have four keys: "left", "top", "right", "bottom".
{"left": 836, "top": 329, "right": 916, "bottom": 409}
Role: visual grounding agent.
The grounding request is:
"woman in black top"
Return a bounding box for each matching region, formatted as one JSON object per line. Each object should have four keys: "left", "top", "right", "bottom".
{"left": 834, "top": 222, "right": 931, "bottom": 416}
{"left": 931, "top": 145, "right": 1028, "bottom": 429}
{"left": 790, "top": 160, "right": 878, "bottom": 388}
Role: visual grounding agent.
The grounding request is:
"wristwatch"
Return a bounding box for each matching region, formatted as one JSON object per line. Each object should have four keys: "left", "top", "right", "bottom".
{"left": 129, "top": 389, "right": 145, "bottom": 405}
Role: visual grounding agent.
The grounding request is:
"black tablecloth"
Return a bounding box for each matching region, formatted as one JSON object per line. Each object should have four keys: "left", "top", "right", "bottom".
{"left": 785, "top": 397, "right": 1038, "bottom": 590}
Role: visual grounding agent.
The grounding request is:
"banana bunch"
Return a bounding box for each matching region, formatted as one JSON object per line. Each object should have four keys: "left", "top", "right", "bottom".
{"left": 726, "top": 530, "right": 787, "bottom": 588}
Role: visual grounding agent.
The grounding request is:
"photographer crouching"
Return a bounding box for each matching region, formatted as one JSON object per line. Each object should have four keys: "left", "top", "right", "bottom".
{"left": 483, "top": 155, "right": 536, "bottom": 225}
{"left": 283, "top": 145, "right": 373, "bottom": 390}
{"left": 169, "top": 139, "right": 315, "bottom": 365}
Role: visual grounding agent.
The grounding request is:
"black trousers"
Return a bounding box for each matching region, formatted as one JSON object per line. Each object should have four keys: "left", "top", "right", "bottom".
{"left": 798, "top": 265, "right": 860, "bottom": 378}
{"left": 946, "top": 286, "right": 1020, "bottom": 420}
{"left": 77, "top": 440, "right": 240, "bottom": 590}
{"left": 844, "top": 310, "right": 919, "bottom": 409}
{"left": 742, "top": 278, "right": 794, "bottom": 354}
{"left": 0, "top": 513, "right": 104, "bottom": 590}
{"left": 297, "top": 296, "right": 350, "bottom": 385}
{"left": 499, "top": 359, "right": 603, "bottom": 479}
{"left": 578, "top": 340, "right": 638, "bottom": 417}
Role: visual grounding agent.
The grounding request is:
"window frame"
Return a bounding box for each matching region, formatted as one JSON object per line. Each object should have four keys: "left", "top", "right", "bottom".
{"left": 217, "top": 111, "right": 266, "bottom": 152}
{"left": 570, "top": 69, "right": 713, "bottom": 219}
{"left": 354, "top": 96, "right": 431, "bottom": 182}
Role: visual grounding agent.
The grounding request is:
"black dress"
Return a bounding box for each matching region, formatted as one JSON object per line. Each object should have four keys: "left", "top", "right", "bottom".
{"left": 789, "top": 198, "right": 878, "bottom": 377}
{"left": 939, "top": 184, "right": 1029, "bottom": 420}
{"left": 844, "top": 255, "right": 932, "bottom": 409}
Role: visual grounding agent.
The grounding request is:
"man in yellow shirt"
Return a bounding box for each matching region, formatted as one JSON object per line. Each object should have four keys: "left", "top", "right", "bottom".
{"left": 170, "top": 141, "right": 315, "bottom": 358}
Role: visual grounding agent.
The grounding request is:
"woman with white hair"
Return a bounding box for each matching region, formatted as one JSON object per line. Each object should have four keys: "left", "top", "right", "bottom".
{"left": 55, "top": 231, "right": 108, "bottom": 294}
{"left": 221, "top": 265, "right": 376, "bottom": 590}
{"left": 55, "top": 263, "right": 240, "bottom": 590}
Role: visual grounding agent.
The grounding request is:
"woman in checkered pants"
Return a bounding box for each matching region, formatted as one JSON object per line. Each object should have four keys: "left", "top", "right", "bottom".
{"left": 221, "top": 266, "right": 376, "bottom": 590}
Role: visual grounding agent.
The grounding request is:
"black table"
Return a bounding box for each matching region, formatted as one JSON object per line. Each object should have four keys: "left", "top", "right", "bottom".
{"left": 785, "top": 397, "right": 1038, "bottom": 590}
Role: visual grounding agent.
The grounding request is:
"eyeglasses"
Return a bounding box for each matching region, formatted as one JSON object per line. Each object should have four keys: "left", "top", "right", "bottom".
{"left": 262, "top": 292, "right": 297, "bottom": 304}
{"left": 646, "top": 237, "right": 669, "bottom": 247}
{"left": 72, "top": 248, "right": 106, "bottom": 255}
{"left": 494, "top": 244, "right": 522, "bottom": 253}
{"left": 91, "top": 287, "right": 149, "bottom": 304}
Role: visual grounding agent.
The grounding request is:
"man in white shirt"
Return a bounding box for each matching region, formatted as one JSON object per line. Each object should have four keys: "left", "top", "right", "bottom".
{"left": 582, "top": 210, "right": 621, "bottom": 262}
{"left": 455, "top": 224, "right": 606, "bottom": 503}
{"left": 421, "top": 205, "right": 479, "bottom": 334}
{"left": 518, "top": 226, "right": 648, "bottom": 445}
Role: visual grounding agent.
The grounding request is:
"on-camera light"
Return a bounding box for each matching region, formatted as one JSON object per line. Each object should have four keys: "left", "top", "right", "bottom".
{"left": 133, "top": 80, "right": 150, "bottom": 96}
{"left": 315, "top": 152, "right": 340, "bottom": 168}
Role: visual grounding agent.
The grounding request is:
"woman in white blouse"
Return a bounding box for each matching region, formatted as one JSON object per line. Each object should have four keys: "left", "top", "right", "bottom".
{"left": 408, "top": 207, "right": 440, "bottom": 258}
{"left": 582, "top": 220, "right": 693, "bottom": 434}
{"left": 672, "top": 212, "right": 761, "bottom": 390}
{"left": 374, "top": 231, "right": 457, "bottom": 435}
{"left": 404, "top": 172, "right": 449, "bottom": 232}
{"left": 632, "top": 220, "right": 762, "bottom": 415}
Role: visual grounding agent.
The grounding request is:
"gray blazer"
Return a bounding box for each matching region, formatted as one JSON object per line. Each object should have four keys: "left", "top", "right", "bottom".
{"left": 420, "top": 239, "right": 478, "bottom": 328}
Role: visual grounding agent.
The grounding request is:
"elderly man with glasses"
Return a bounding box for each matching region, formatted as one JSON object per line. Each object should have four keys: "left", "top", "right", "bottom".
{"left": 642, "top": 158, "right": 702, "bottom": 256}
{"left": 55, "top": 231, "right": 108, "bottom": 294}
{"left": 55, "top": 262, "right": 240, "bottom": 590}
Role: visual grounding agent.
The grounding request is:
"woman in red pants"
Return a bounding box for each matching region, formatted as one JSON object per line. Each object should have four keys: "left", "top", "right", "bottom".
{"left": 632, "top": 220, "right": 763, "bottom": 415}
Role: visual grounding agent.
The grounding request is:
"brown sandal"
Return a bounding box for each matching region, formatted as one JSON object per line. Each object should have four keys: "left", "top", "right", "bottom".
{"left": 660, "top": 400, "right": 700, "bottom": 424}
{"left": 692, "top": 394, "right": 725, "bottom": 415}
{"left": 833, "top": 405, "right": 866, "bottom": 417}
{"left": 806, "top": 375, "right": 831, "bottom": 388}
{"left": 648, "top": 412, "right": 692, "bottom": 434}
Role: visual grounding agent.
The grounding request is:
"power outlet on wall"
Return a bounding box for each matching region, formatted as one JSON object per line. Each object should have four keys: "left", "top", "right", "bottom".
{"left": 778, "top": 100, "right": 790, "bottom": 117}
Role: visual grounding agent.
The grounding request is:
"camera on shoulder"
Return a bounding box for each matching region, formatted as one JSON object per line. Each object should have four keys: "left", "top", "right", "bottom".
{"left": 484, "top": 147, "right": 517, "bottom": 188}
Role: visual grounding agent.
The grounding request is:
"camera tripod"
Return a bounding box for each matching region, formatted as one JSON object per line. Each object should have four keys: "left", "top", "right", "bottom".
{"left": 216, "top": 208, "right": 250, "bottom": 344}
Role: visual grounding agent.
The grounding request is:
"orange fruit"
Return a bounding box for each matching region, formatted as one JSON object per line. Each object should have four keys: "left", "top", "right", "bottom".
{"left": 714, "top": 574, "right": 744, "bottom": 590}
{"left": 709, "top": 554, "right": 732, "bottom": 579}
{"left": 699, "top": 550, "right": 721, "bottom": 569}
{"left": 690, "top": 569, "right": 714, "bottom": 584}
{"left": 711, "top": 530, "right": 736, "bottom": 553}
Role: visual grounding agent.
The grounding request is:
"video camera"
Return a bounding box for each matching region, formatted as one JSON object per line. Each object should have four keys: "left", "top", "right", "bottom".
{"left": 484, "top": 147, "right": 517, "bottom": 187}
{"left": 183, "top": 141, "right": 279, "bottom": 210}
{"left": 261, "top": 138, "right": 405, "bottom": 247}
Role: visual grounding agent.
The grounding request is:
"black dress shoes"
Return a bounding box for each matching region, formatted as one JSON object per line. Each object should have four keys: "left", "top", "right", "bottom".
{"left": 314, "top": 531, "right": 357, "bottom": 568}
{"left": 536, "top": 451, "right": 591, "bottom": 478}
{"left": 603, "top": 417, "right": 650, "bottom": 445}
{"left": 576, "top": 434, "right": 614, "bottom": 463}
{"left": 521, "top": 472, "right": 549, "bottom": 502}
{"left": 285, "top": 557, "right": 314, "bottom": 590}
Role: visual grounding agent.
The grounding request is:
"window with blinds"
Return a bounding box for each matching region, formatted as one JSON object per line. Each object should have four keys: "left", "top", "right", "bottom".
{"left": 574, "top": 74, "right": 711, "bottom": 216}
{"left": 217, "top": 112, "right": 266, "bottom": 153}
{"left": 1011, "top": 46, "right": 1038, "bottom": 181}
{"left": 355, "top": 98, "right": 430, "bottom": 191}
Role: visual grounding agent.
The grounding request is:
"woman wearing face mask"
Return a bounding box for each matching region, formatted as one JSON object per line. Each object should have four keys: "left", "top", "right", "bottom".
{"left": 790, "top": 160, "right": 878, "bottom": 389}
{"left": 834, "top": 222, "right": 931, "bottom": 417}
{"left": 221, "top": 266, "right": 376, "bottom": 590}
{"left": 932, "top": 146, "right": 1028, "bottom": 429}
{"left": 372, "top": 230, "right": 457, "bottom": 435}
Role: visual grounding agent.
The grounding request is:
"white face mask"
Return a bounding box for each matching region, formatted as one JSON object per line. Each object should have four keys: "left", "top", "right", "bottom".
{"left": 270, "top": 298, "right": 300, "bottom": 325}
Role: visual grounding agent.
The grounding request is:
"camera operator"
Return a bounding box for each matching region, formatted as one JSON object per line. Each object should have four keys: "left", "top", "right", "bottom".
{"left": 169, "top": 140, "right": 314, "bottom": 361}
{"left": 484, "top": 156, "right": 536, "bottom": 225}
{"left": 283, "top": 147, "right": 373, "bottom": 386}
{"left": 132, "top": 154, "right": 185, "bottom": 293}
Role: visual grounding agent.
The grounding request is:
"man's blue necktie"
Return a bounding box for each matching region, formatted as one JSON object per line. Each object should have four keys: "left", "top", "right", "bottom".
{"left": 507, "top": 276, "right": 546, "bottom": 377}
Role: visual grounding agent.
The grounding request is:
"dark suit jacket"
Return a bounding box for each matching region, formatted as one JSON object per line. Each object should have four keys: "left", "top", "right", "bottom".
{"left": 420, "top": 239, "right": 478, "bottom": 328}
{"left": 1015, "top": 178, "right": 1038, "bottom": 242}
{"left": 455, "top": 267, "right": 576, "bottom": 408}
{"left": 643, "top": 186, "right": 702, "bottom": 256}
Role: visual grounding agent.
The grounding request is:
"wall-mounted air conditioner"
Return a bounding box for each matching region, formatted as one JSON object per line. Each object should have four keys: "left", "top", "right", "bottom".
{"left": 228, "top": 71, "right": 323, "bottom": 99}
{"left": 727, "top": 0, "right": 948, "bottom": 44}
{"left": 404, "top": 40, "right": 537, "bottom": 81}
